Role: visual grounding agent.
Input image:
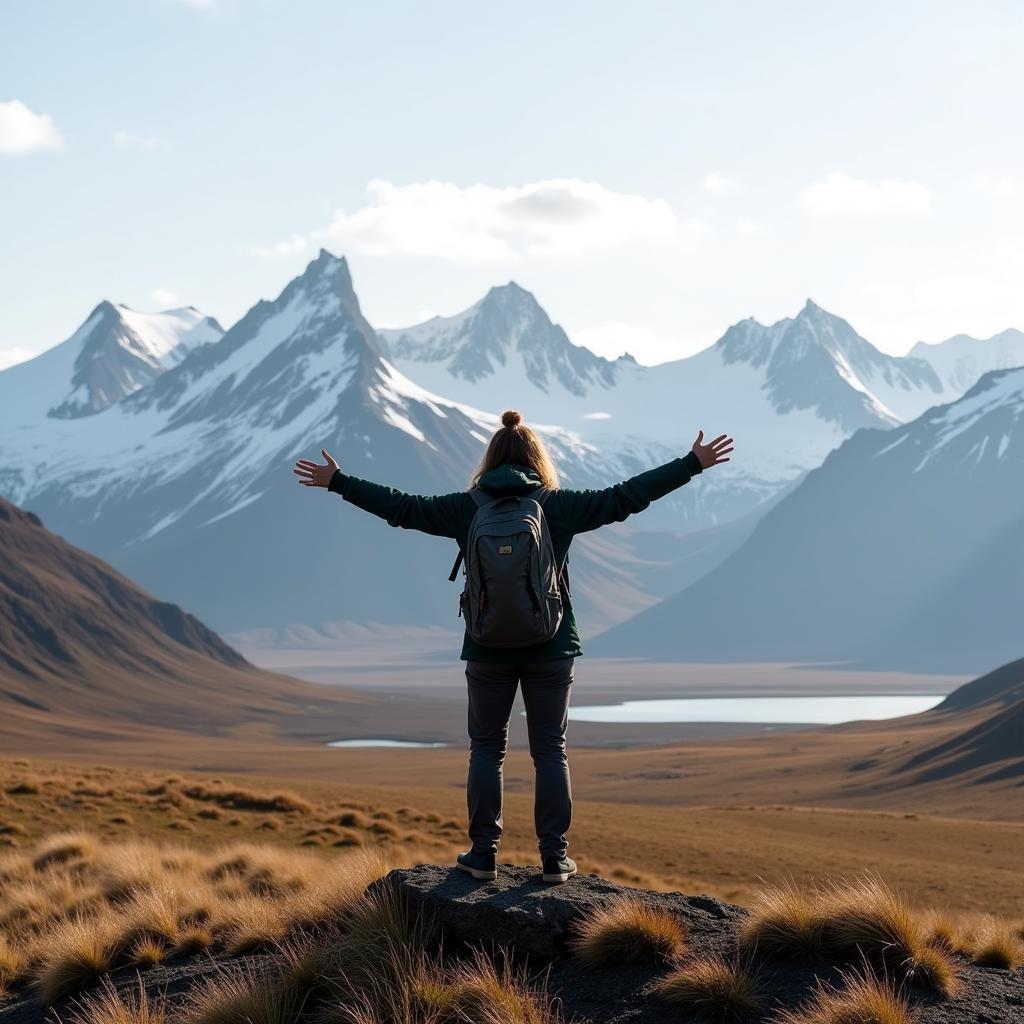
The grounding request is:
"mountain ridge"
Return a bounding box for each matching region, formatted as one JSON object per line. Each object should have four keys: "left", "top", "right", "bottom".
{"left": 590, "top": 365, "right": 1024, "bottom": 672}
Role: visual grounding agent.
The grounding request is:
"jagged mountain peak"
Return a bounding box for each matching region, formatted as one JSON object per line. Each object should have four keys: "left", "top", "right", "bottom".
{"left": 307, "top": 246, "right": 352, "bottom": 281}
{"left": 710, "top": 301, "right": 942, "bottom": 430}
{"left": 125, "top": 248, "right": 385, "bottom": 433}
{"left": 382, "top": 282, "right": 624, "bottom": 397}
{"left": 273, "top": 248, "right": 358, "bottom": 310}
{"left": 480, "top": 279, "right": 538, "bottom": 307}
{"left": 0, "top": 299, "right": 224, "bottom": 424}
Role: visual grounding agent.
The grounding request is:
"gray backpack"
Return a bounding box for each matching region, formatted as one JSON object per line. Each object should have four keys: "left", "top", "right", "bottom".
{"left": 448, "top": 487, "right": 571, "bottom": 648}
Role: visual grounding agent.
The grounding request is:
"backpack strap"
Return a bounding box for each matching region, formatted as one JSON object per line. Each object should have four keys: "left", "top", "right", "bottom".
{"left": 448, "top": 489, "right": 496, "bottom": 582}
{"left": 529, "top": 487, "right": 572, "bottom": 607}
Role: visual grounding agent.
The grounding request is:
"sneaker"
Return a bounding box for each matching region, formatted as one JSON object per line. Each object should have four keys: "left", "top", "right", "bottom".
{"left": 541, "top": 855, "right": 577, "bottom": 884}
{"left": 455, "top": 849, "right": 497, "bottom": 881}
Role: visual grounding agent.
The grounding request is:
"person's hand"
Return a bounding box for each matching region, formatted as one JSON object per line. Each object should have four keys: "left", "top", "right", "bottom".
{"left": 691, "top": 430, "right": 734, "bottom": 470}
{"left": 293, "top": 449, "right": 340, "bottom": 488}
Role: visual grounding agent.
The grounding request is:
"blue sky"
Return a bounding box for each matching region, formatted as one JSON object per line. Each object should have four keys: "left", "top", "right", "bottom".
{"left": 2, "top": 0, "right": 1022, "bottom": 368}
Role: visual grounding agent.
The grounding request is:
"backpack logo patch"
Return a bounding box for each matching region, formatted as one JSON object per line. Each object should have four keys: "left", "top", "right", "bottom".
{"left": 498, "top": 544, "right": 512, "bottom": 554}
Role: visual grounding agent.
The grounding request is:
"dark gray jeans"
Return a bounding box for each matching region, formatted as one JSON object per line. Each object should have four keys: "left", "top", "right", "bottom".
{"left": 465, "top": 657, "right": 574, "bottom": 860}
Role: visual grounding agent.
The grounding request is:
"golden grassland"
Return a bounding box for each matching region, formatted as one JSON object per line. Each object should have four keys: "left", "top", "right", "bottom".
{"left": 0, "top": 823, "right": 1020, "bottom": 1022}
{"left": 2, "top": 756, "right": 1023, "bottom": 917}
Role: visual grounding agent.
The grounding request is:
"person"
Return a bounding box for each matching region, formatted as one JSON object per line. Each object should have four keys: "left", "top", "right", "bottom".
{"left": 294, "top": 410, "right": 733, "bottom": 884}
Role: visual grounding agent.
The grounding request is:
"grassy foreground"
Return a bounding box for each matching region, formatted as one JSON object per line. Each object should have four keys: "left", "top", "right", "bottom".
{"left": 0, "top": 827, "right": 1021, "bottom": 1022}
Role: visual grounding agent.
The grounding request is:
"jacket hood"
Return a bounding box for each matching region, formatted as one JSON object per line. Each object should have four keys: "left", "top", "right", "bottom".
{"left": 476, "top": 463, "right": 544, "bottom": 496}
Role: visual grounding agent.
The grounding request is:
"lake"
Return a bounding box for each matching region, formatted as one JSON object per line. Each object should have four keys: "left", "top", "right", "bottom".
{"left": 567, "top": 694, "right": 944, "bottom": 725}
{"left": 326, "top": 739, "right": 449, "bottom": 748}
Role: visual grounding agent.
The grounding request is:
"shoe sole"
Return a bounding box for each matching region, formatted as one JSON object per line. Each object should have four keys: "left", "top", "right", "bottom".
{"left": 455, "top": 860, "right": 497, "bottom": 881}
{"left": 542, "top": 867, "right": 577, "bottom": 884}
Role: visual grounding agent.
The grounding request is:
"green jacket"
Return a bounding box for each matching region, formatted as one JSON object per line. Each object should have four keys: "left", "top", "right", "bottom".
{"left": 328, "top": 450, "right": 703, "bottom": 663}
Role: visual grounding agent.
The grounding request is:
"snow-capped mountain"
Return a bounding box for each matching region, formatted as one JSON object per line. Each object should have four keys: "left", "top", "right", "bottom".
{"left": 0, "top": 251, "right": 657, "bottom": 635}
{"left": 0, "top": 302, "right": 222, "bottom": 424}
{"left": 714, "top": 300, "right": 942, "bottom": 427}
{"left": 381, "top": 281, "right": 629, "bottom": 396}
{"left": 385, "top": 293, "right": 958, "bottom": 527}
{"left": 591, "top": 366, "right": 1024, "bottom": 673}
{"left": 910, "top": 328, "right": 1024, "bottom": 395}
{"left": 2, "top": 249, "right": 1017, "bottom": 646}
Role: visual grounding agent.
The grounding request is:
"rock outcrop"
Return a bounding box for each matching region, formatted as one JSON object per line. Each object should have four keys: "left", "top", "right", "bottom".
{"left": 375, "top": 864, "right": 1024, "bottom": 1024}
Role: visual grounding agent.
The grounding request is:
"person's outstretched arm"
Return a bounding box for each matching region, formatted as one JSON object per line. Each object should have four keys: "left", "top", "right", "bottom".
{"left": 294, "top": 449, "right": 465, "bottom": 539}
{"left": 558, "top": 430, "right": 733, "bottom": 535}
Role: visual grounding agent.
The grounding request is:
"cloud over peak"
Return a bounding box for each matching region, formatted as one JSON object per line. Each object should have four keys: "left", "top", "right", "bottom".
{"left": 799, "top": 172, "right": 931, "bottom": 218}
{"left": 261, "top": 178, "right": 678, "bottom": 263}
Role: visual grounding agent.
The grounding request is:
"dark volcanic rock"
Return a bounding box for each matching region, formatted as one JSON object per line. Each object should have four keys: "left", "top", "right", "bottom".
{"left": 376, "top": 864, "right": 1024, "bottom": 1024}
{"left": 373, "top": 862, "right": 745, "bottom": 959}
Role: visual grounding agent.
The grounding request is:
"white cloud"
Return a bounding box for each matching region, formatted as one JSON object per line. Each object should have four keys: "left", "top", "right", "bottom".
{"left": 702, "top": 172, "right": 739, "bottom": 194}
{"left": 799, "top": 172, "right": 931, "bottom": 217}
{"left": 0, "top": 100, "right": 63, "bottom": 155}
{"left": 261, "top": 178, "right": 678, "bottom": 263}
{"left": 571, "top": 321, "right": 684, "bottom": 364}
{"left": 114, "top": 130, "right": 169, "bottom": 151}
{"left": 151, "top": 288, "right": 180, "bottom": 307}
{"left": 736, "top": 218, "right": 765, "bottom": 235}
{"left": 0, "top": 346, "right": 36, "bottom": 370}
{"left": 581, "top": 411, "right": 612, "bottom": 420}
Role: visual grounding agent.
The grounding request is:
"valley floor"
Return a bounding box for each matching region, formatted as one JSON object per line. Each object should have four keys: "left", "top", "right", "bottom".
{"left": 2, "top": 754, "right": 1021, "bottom": 916}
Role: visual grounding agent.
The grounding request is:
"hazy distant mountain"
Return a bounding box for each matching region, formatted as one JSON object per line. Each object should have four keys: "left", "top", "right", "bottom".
{"left": 0, "top": 301, "right": 222, "bottom": 423}
{"left": 910, "top": 328, "right": 1024, "bottom": 395}
{"left": 591, "top": 367, "right": 1024, "bottom": 673}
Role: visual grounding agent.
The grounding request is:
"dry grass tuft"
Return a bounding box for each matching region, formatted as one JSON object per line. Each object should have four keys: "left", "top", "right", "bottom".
{"left": 743, "top": 875, "right": 960, "bottom": 996}
{"left": 64, "top": 977, "right": 167, "bottom": 1024}
{"left": 921, "top": 909, "right": 963, "bottom": 953}
{"left": 181, "top": 783, "right": 313, "bottom": 816}
{"left": 775, "top": 969, "right": 914, "bottom": 1024}
{"left": 5, "top": 781, "right": 40, "bottom": 796}
{"left": 656, "top": 954, "right": 763, "bottom": 1020}
{"left": 903, "top": 943, "right": 962, "bottom": 997}
{"left": 173, "top": 926, "right": 214, "bottom": 956}
{"left": 570, "top": 896, "right": 686, "bottom": 967}
{"left": 972, "top": 923, "right": 1024, "bottom": 970}
{"left": 0, "top": 936, "right": 26, "bottom": 996}
{"left": 34, "top": 914, "right": 120, "bottom": 1004}
{"left": 32, "top": 832, "right": 97, "bottom": 872}
{"left": 129, "top": 938, "right": 166, "bottom": 969}
{"left": 179, "top": 965, "right": 299, "bottom": 1024}
{"left": 442, "top": 947, "right": 561, "bottom": 1024}
{"left": 335, "top": 944, "right": 561, "bottom": 1024}
{"left": 739, "top": 879, "right": 825, "bottom": 959}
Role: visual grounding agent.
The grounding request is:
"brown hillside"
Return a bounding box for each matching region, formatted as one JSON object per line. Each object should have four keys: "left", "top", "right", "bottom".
{"left": 934, "top": 654, "right": 1024, "bottom": 710}
{"left": 897, "top": 697, "right": 1024, "bottom": 783}
{"left": 0, "top": 495, "right": 373, "bottom": 737}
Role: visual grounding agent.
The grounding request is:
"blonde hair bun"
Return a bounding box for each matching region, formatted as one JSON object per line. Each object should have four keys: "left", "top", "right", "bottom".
{"left": 501, "top": 409, "right": 522, "bottom": 428}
